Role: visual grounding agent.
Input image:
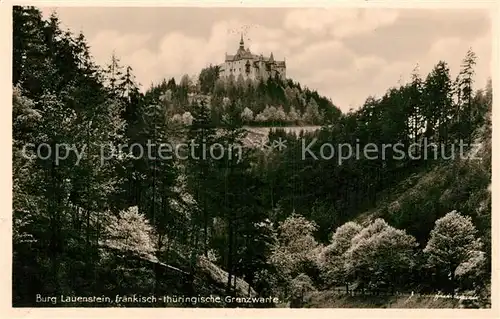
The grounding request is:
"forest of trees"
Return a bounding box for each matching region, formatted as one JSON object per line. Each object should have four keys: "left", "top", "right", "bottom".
{"left": 146, "top": 63, "right": 341, "bottom": 127}
{"left": 12, "top": 7, "right": 491, "bottom": 308}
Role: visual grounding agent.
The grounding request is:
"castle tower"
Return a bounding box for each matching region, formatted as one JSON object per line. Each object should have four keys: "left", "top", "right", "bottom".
{"left": 236, "top": 33, "right": 246, "bottom": 57}
{"left": 239, "top": 33, "right": 244, "bottom": 49}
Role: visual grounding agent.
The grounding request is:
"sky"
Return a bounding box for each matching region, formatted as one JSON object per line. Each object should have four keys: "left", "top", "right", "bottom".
{"left": 40, "top": 7, "right": 492, "bottom": 112}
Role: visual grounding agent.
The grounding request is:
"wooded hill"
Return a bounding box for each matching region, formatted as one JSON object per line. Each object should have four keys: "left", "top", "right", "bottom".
{"left": 144, "top": 65, "right": 341, "bottom": 127}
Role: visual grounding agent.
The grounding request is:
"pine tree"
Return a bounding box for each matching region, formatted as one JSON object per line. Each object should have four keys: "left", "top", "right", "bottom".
{"left": 423, "top": 61, "right": 453, "bottom": 145}
{"left": 408, "top": 65, "right": 424, "bottom": 144}
{"left": 134, "top": 102, "right": 180, "bottom": 251}
{"left": 456, "top": 49, "right": 477, "bottom": 143}
{"left": 186, "top": 99, "right": 218, "bottom": 258}
{"left": 105, "top": 52, "right": 124, "bottom": 96}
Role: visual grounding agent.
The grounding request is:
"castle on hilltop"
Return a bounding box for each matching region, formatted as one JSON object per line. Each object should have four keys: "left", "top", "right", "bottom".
{"left": 219, "top": 35, "right": 286, "bottom": 82}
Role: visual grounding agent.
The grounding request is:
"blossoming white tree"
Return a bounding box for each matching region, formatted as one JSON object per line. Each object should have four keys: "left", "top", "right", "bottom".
{"left": 424, "top": 211, "right": 484, "bottom": 297}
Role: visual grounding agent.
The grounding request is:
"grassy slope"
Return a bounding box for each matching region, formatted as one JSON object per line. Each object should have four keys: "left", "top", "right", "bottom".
{"left": 305, "top": 117, "right": 491, "bottom": 308}
{"left": 357, "top": 121, "right": 491, "bottom": 241}
{"left": 304, "top": 291, "right": 461, "bottom": 308}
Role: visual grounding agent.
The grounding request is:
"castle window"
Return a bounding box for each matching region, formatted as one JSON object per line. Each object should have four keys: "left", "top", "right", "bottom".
{"left": 245, "top": 61, "right": 251, "bottom": 74}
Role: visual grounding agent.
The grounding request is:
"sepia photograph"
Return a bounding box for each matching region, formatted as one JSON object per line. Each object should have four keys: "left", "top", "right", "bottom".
{"left": 10, "top": 3, "right": 494, "bottom": 311}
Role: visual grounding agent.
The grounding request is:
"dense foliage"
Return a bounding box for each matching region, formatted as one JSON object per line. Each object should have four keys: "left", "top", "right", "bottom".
{"left": 148, "top": 64, "right": 341, "bottom": 126}
{"left": 12, "top": 7, "right": 491, "bottom": 308}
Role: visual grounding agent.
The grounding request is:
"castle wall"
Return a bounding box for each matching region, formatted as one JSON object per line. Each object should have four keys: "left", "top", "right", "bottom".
{"left": 221, "top": 60, "right": 248, "bottom": 79}
{"left": 220, "top": 59, "right": 286, "bottom": 82}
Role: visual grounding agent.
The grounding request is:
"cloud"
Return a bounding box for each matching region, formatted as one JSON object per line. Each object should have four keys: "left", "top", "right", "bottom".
{"left": 427, "top": 34, "right": 491, "bottom": 79}
{"left": 283, "top": 9, "right": 338, "bottom": 34}
{"left": 80, "top": 8, "right": 490, "bottom": 113}
{"left": 90, "top": 30, "right": 152, "bottom": 62}
{"left": 354, "top": 56, "right": 386, "bottom": 72}
{"left": 284, "top": 8, "right": 399, "bottom": 39}
{"left": 286, "top": 32, "right": 490, "bottom": 111}
{"left": 336, "top": 33, "right": 491, "bottom": 110}
{"left": 87, "top": 19, "right": 296, "bottom": 88}
{"left": 288, "top": 41, "right": 354, "bottom": 74}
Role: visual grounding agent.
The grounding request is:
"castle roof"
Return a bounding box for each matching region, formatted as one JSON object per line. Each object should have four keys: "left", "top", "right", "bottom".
{"left": 225, "top": 51, "right": 284, "bottom": 64}
{"left": 224, "top": 38, "right": 285, "bottom": 64}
